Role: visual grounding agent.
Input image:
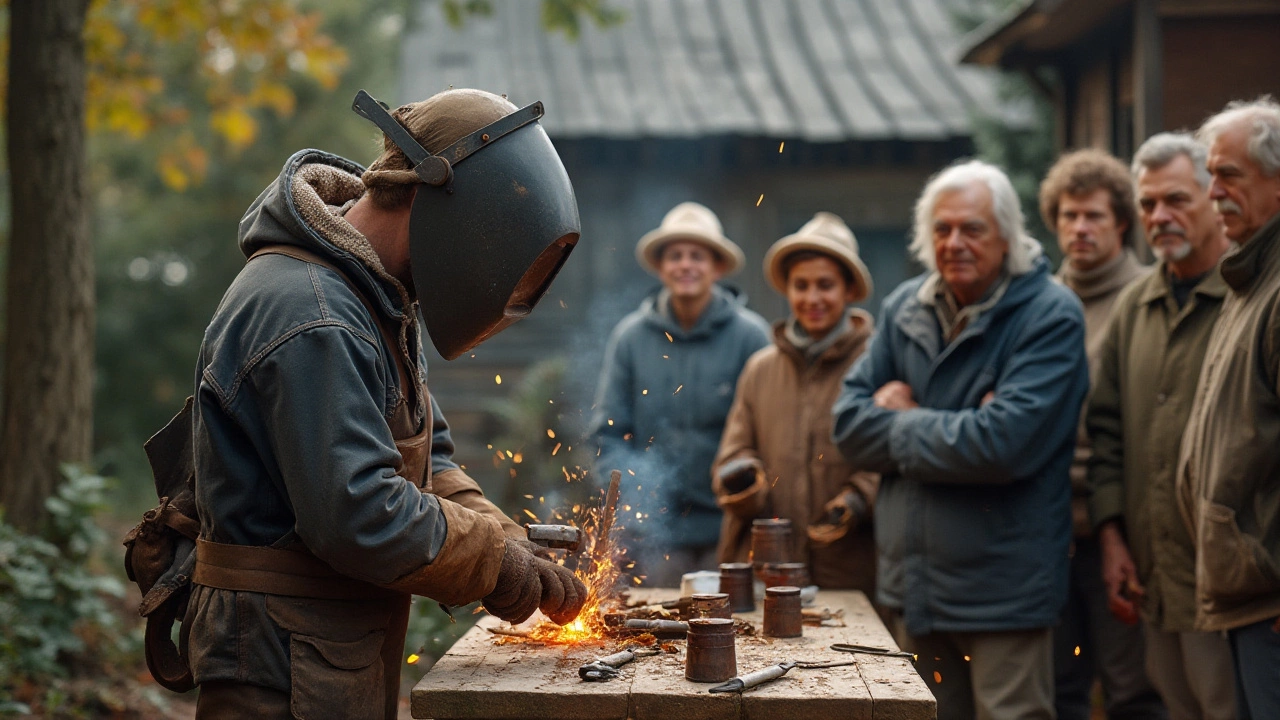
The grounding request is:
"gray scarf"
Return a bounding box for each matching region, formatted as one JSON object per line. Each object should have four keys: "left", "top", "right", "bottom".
{"left": 784, "top": 314, "right": 852, "bottom": 363}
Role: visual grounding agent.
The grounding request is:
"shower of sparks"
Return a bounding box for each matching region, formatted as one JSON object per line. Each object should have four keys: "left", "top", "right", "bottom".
{"left": 778, "top": 141, "right": 785, "bottom": 153}
{"left": 547, "top": 429, "right": 556, "bottom": 439}
{"left": 664, "top": 332, "right": 674, "bottom": 342}
{"left": 674, "top": 385, "right": 683, "bottom": 394}
{"left": 756, "top": 194, "right": 764, "bottom": 207}
{"left": 495, "top": 374, "right": 502, "bottom": 385}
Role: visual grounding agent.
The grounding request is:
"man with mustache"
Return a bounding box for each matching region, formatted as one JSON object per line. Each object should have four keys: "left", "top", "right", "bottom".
{"left": 1038, "top": 150, "right": 1161, "bottom": 720}
{"left": 834, "top": 160, "right": 1088, "bottom": 720}
{"left": 1179, "top": 98, "right": 1280, "bottom": 719}
{"left": 1088, "top": 133, "right": 1234, "bottom": 720}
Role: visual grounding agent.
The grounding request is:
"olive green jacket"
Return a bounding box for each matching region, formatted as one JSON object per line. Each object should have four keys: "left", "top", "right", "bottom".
{"left": 1178, "top": 212, "right": 1280, "bottom": 632}
{"left": 1086, "top": 264, "right": 1227, "bottom": 631}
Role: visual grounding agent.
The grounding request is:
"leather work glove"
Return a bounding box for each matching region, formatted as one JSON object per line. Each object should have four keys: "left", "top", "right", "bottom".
{"left": 807, "top": 489, "right": 867, "bottom": 546}
{"left": 535, "top": 556, "right": 588, "bottom": 626}
{"left": 482, "top": 539, "right": 588, "bottom": 626}
{"left": 717, "top": 457, "right": 763, "bottom": 495}
{"left": 482, "top": 539, "right": 543, "bottom": 623}
{"left": 512, "top": 537, "right": 557, "bottom": 562}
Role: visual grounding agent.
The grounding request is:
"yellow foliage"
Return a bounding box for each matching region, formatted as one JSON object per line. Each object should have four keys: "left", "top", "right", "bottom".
{"left": 65, "top": 0, "right": 349, "bottom": 188}
{"left": 210, "top": 106, "right": 258, "bottom": 152}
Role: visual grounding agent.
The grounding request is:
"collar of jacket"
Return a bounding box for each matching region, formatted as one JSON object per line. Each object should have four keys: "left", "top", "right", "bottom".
{"left": 773, "top": 308, "right": 874, "bottom": 367}
{"left": 237, "top": 149, "right": 412, "bottom": 326}
{"left": 641, "top": 284, "right": 746, "bottom": 340}
{"left": 1056, "top": 249, "right": 1145, "bottom": 301}
{"left": 1136, "top": 261, "right": 1229, "bottom": 306}
{"left": 1221, "top": 211, "right": 1280, "bottom": 293}
{"left": 896, "top": 254, "right": 1053, "bottom": 356}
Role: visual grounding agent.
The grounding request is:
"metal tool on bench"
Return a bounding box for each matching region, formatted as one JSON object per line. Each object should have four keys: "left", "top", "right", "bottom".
{"left": 707, "top": 656, "right": 859, "bottom": 694}
{"left": 830, "top": 643, "right": 915, "bottom": 659}
{"left": 525, "top": 524, "right": 583, "bottom": 553}
{"left": 708, "top": 643, "right": 912, "bottom": 694}
{"left": 578, "top": 647, "right": 659, "bottom": 682}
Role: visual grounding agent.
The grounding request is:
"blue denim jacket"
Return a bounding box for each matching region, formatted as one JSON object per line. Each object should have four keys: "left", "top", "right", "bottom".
{"left": 833, "top": 255, "right": 1088, "bottom": 635}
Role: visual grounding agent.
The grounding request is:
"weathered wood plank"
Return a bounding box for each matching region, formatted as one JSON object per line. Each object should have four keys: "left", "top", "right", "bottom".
{"left": 412, "top": 590, "right": 934, "bottom": 720}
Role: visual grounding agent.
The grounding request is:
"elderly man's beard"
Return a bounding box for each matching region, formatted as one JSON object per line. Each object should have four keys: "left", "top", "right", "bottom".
{"left": 1148, "top": 223, "right": 1193, "bottom": 262}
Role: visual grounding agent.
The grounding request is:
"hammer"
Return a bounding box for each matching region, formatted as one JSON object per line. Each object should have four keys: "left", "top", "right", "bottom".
{"left": 525, "top": 524, "right": 583, "bottom": 553}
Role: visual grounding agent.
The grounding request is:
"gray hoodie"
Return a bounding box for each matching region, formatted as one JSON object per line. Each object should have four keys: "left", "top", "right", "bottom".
{"left": 590, "top": 285, "right": 770, "bottom": 549}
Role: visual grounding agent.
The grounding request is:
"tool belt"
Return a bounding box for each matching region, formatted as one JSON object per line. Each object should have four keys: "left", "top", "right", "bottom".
{"left": 192, "top": 539, "right": 400, "bottom": 601}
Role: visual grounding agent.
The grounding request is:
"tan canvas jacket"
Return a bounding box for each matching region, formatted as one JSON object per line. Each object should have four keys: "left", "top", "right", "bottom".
{"left": 712, "top": 310, "right": 878, "bottom": 591}
{"left": 1178, "top": 211, "right": 1280, "bottom": 632}
{"left": 1086, "top": 265, "right": 1227, "bottom": 631}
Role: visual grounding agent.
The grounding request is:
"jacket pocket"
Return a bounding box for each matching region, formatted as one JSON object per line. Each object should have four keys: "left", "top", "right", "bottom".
{"left": 289, "top": 630, "right": 386, "bottom": 720}
{"left": 1199, "top": 502, "right": 1280, "bottom": 605}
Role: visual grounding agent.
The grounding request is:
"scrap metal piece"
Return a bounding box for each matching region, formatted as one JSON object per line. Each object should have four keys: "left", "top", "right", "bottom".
{"left": 708, "top": 662, "right": 796, "bottom": 693}
{"left": 525, "top": 524, "right": 583, "bottom": 552}
{"left": 623, "top": 619, "right": 688, "bottom": 634}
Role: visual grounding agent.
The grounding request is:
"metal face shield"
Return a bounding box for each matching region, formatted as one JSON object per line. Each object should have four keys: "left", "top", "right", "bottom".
{"left": 352, "top": 91, "right": 581, "bottom": 359}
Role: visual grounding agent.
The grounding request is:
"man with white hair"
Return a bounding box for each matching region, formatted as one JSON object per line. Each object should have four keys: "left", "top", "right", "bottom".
{"left": 1179, "top": 97, "right": 1280, "bottom": 719}
{"left": 1087, "top": 132, "right": 1234, "bottom": 720}
{"left": 833, "top": 160, "right": 1088, "bottom": 720}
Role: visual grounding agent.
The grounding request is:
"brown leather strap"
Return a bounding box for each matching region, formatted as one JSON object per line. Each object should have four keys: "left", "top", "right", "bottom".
{"left": 193, "top": 539, "right": 399, "bottom": 601}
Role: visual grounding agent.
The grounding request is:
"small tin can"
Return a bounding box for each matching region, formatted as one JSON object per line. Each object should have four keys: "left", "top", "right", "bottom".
{"left": 758, "top": 562, "right": 809, "bottom": 591}
{"left": 719, "top": 562, "right": 755, "bottom": 613}
{"left": 685, "top": 618, "right": 737, "bottom": 682}
{"left": 750, "top": 518, "right": 792, "bottom": 567}
{"left": 690, "top": 592, "right": 732, "bottom": 619}
{"left": 763, "top": 586, "right": 803, "bottom": 638}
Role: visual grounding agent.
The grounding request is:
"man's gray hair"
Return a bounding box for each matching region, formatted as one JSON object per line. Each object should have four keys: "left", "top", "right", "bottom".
{"left": 1196, "top": 97, "right": 1280, "bottom": 177}
{"left": 1132, "top": 132, "right": 1211, "bottom": 188}
{"left": 909, "top": 159, "right": 1039, "bottom": 275}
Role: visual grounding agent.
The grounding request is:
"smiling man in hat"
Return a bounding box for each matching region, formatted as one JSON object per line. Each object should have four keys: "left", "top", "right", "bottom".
{"left": 590, "top": 202, "right": 770, "bottom": 587}
{"left": 712, "top": 212, "right": 879, "bottom": 592}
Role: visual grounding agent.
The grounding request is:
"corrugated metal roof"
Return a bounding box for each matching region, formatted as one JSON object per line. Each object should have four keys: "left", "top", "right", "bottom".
{"left": 400, "top": 0, "right": 1010, "bottom": 142}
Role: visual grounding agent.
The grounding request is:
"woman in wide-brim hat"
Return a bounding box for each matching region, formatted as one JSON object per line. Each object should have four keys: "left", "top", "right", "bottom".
{"left": 711, "top": 211, "right": 880, "bottom": 592}
{"left": 589, "top": 202, "right": 771, "bottom": 587}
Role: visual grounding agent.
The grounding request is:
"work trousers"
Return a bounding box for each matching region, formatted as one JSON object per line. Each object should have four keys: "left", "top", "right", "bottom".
{"left": 1053, "top": 537, "right": 1166, "bottom": 720}
{"left": 1228, "top": 617, "right": 1280, "bottom": 720}
{"left": 196, "top": 680, "right": 291, "bottom": 719}
{"left": 906, "top": 626, "right": 1055, "bottom": 720}
{"left": 1144, "top": 626, "right": 1235, "bottom": 720}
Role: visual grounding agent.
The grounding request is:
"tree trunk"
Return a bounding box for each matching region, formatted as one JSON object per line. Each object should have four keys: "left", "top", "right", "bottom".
{"left": 0, "top": 0, "right": 93, "bottom": 533}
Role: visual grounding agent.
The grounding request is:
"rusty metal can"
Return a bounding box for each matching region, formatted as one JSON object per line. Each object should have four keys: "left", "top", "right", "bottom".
{"left": 758, "top": 562, "right": 809, "bottom": 591}
{"left": 690, "top": 592, "right": 732, "bottom": 619}
{"left": 685, "top": 618, "right": 736, "bottom": 682}
{"left": 750, "top": 518, "right": 791, "bottom": 567}
{"left": 763, "top": 586, "right": 803, "bottom": 638}
{"left": 718, "top": 562, "right": 755, "bottom": 613}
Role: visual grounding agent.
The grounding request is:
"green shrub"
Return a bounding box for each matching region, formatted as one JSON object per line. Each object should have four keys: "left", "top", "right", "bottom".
{"left": 0, "top": 467, "right": 129, "bottom": 715}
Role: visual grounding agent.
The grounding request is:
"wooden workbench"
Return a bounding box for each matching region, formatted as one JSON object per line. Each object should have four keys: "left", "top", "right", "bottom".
{"left": 411, "top": 590, "right": 935, "bottom": 720}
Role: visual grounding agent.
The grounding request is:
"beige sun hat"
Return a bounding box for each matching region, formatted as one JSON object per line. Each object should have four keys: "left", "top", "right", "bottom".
{"left": 763, "top": 212, "right": 872, "bottom": 302}
{"left": 635, "top": 202, "right": 745, "bottom": 276}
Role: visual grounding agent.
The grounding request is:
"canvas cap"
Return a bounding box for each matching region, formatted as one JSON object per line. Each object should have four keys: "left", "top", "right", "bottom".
{"left": 763, "top": 211, "right": 872, "bottom": 302}
{"left": 635, "top": 202, "right": 745, "bottom": 275}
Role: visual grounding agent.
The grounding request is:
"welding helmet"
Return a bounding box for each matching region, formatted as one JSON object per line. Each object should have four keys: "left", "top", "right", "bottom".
{"left": 353, "top": 90, "right": 580, "bottom": 360}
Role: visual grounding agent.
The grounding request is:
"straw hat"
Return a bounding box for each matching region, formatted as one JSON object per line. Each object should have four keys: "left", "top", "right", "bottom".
{"left": 763, "top": 212, "right": 872, "bottom": 302}
{"left": 635, "top": 202, "right": 745, "bottom": 276}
